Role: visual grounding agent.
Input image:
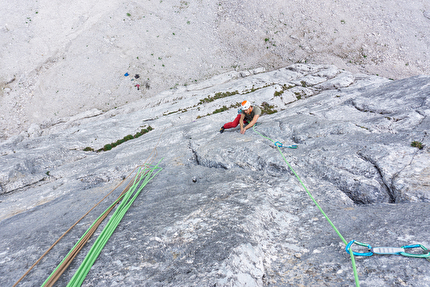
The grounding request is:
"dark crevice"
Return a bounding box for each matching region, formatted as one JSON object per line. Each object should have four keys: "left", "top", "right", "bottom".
{"left": 320, "top": 170, "right": 373, "bottom": 205}
{"left": 415, "top": 109, "right": 426, "bottom": 117}
{"left": 357, "top": 152, "right": 396, "bottom": 203}
{"left": 351, "top": 100, "right": 392, "bottom": 115}
{"left": 291, "top": 132, "right": 305, "bottom": 144}
{"left": 6, "top": 78, "right": 16, "bottom": 85}
{"left": 187, "top": 141, "right": 289, "bottom": 175}
{"left": 188, "top": 141, "right": 228, "bottom": 170}
{"left": 0, "top": 176, "right": 49, "bottom": 196}
{"left": 189, "top": 141, "right": 201, "bottom": 166}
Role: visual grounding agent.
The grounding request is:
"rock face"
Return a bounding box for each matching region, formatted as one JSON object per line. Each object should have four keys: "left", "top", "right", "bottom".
{"left": 2, "top": 0, "right": 430, "bottom": 140}
{"left": 1, "top": 64, "right": 429, "bottom": 286}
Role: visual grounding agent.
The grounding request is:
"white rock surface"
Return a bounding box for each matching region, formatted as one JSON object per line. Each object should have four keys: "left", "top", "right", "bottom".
{"left": 0, "top": 64, "right": 429, "bottom": 286}
{"left": 1, "top": 0, "right": 430, "bottom": 140}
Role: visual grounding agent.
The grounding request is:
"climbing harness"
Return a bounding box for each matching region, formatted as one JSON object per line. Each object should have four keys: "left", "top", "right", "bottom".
{"left": 252, "top": 124, "right": 429, "bottom": 287}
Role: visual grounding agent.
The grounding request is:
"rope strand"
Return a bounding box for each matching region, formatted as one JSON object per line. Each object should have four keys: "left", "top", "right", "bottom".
{"left": 252, "top": 125, "right": 360, "bottom": 287}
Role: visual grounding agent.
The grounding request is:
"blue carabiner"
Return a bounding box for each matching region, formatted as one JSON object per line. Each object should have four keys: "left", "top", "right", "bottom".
{"left": 274, "top": 141, "right": 283, "bottom": 148}
{"left": 346, "top": 240, "right": 373, "bottom": 256}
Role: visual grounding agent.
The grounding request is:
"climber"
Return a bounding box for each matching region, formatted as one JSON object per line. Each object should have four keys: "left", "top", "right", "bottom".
{"left": 220, "top": 100, "right": 261, "bottom": 134}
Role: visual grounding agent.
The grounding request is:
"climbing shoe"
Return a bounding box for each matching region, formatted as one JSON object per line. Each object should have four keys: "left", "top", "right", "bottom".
{"left": 219, "top": 126, "right": 225, "bottom": 133}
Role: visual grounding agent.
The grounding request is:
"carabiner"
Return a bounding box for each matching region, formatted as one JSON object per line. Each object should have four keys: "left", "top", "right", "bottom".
{"left": 274, "top": 141, "right": 283, "bottom": 148}
{"left": 400, "top": 244, "right": 430, "bottom": 261}
{"left": 346, "top": 240, "right": 373, "bottom": 256}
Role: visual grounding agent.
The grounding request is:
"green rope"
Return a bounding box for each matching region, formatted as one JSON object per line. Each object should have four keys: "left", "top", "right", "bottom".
{"left": 42, "top": 160, "right": 163, "bottom": 287}
{"left": 41, "top": 193, "right": 126, "bottom": 287}
{"left": 252, "top": 126, "right": 360, "bottom": 287}
{"left": 252, "top": 126, "right": 276, "bottom": 144}
{"left": 67, "top": 160, "right": 163, "bottom": 287}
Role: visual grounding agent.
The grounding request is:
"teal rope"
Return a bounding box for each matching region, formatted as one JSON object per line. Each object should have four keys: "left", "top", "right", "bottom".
{"left": 252, "top": 126, "right": 360, "bottom": 287}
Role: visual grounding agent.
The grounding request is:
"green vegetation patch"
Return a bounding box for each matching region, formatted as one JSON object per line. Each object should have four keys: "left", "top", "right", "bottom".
{"left": 411, "top": 141, "right": 424, "bottom": 150}
{"left": 197, "top": 102, "right": 242, "bottom": 119}
{"left": 163, "top": 108, "right": 188, "bottom": 116}
{"left": 260, "top": 102, "right": 278, "bottom": 115}
{"left": 84, "top": 126, "right": 154, "bottom": 152}
{"left": 274, "top": 90, "right": 284, "bottom": 97}
{"left": 199, "top": 90, "right": 239, "bottom": 104}
{"left": 197, "top": 100, "right": 278, "bottom": 119}
{"left": 212, "top": 106, "right": 229, "bottom": 114}
{"left": 274, "top": 84, "right": 295, "bottom": 97}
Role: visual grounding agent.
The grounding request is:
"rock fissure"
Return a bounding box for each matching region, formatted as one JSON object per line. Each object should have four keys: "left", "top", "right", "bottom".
{"left": 187, "top": 140, "right": 291, "bottom": 176}
{"left": 188, "top": 142, "right": 201, "bottom": 167}
{"left": 351, "top": 101, "right": 390, "bottom": 115}
{"left": 415, "top": 111, "right": 428, "bottom": 128}
{"left": 1, "top": 176, "right": 49, "bottom": 196}
{"left": 357, "top": 152, "right": 396, "bottom": 203}
{"left": 187, "top": 143, "right": 228, "bottom": 170}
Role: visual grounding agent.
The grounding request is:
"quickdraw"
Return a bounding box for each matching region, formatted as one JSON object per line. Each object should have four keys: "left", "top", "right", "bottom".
{"left": 346, "top": 240, "right": 430, "bottom": 262}
{"left": 274, "top": 141, "right": 298, "bottom": 149}
{"left": 252, "top": 123, "right": 429, "bottom": 287}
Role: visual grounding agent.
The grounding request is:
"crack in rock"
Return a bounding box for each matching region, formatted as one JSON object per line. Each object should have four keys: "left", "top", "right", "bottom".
{"left": 188, "top": 141, "right": 228, "bottom": 170}
{"left": 0, "top": 176, "right": 48, "bottom": 196}
{"left": 351, "top": 99, "right": 392, "bottom": 115}
{"left": 188, "top": 141, "right": 290, "bottom": 176}
{"left": 357, "top": 152, "right": 396, "bottom": 203}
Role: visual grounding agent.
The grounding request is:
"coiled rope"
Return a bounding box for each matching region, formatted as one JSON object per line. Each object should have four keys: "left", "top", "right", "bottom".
{"left": 39, "top": 161, "right": 162, "bottom": 287}
{"left": 43, "top": 161, "right": 162, "bottom": 287}
{"left": 13, "top": 129, "right": 165, "bottom": 287}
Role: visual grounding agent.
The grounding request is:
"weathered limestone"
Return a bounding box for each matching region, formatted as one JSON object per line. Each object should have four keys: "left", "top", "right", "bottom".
{"left": 0, "top": 64, "right": 429, "bottom": 286}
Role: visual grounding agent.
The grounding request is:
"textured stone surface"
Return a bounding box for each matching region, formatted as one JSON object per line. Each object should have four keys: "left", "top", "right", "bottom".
{"left": 1, "top": 65, "right": 429, "bottom": 286}
{"left": 1, "top": 0, "right": 430, "bottom": 140}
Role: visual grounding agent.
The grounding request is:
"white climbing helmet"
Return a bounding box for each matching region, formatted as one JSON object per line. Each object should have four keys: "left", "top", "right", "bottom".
{"left": 241, "top": 100, "right": 251, "bottom": 110}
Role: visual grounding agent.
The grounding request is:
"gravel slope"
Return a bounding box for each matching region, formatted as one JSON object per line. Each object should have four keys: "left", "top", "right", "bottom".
{"left": 1, "top": 0, "right": 429, "bottom": 138}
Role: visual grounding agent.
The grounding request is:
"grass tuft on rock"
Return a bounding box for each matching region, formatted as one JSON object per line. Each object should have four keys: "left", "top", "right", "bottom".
{"left": 199, "top": 91, "right": 239, "bottom": 104}
{"left": 87, "top": 126, "right": 154, "bottom": 152}
{"left": 260, "top": 102, "right": 277, "bottom": 115}
{"left": 411, "top": 141, "right": 423, "bottom": 150}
